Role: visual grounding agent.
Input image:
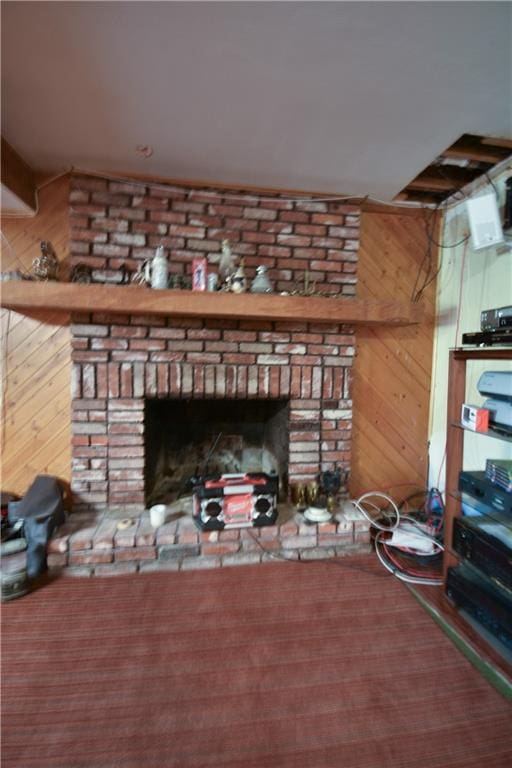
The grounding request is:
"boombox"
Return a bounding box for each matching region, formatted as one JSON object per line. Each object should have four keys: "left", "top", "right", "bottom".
{"left": 193, "top": 472, "right": 278, "bottom": 531}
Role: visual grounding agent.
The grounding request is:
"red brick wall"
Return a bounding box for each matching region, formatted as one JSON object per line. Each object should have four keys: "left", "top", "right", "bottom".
{"left": 69, "top": 174, "right": 359, "bottom": 294}
{"left": 68, "top": 174, "right": 359, "bottom": 512}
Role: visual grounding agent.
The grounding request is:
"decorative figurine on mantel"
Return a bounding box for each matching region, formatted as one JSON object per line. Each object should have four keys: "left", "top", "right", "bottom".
{"left": 250, "top": 265, "right": 272, "bottom": 293}
{"left": 31, "top": 241, "right": 59, "bottom": 281}
{"left": 145, "top": 245, "right": 169, "bottom": 289}
{"left": 219, "top": 239, "right": 236, "bottom": 290}
{"left": 230, "top": 258, "right": 247, "bottom": 293}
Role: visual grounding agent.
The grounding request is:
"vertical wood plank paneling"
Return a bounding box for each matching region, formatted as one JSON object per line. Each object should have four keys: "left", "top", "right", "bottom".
{"left": 1, "top": 175, "right": 71, "bottom": 496}
{"left": 349, "top": 209, "right": 437, "bottom": 498}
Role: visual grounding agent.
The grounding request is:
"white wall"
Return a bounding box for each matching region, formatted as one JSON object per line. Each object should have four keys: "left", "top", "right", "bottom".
{"left": 429, "top": 168, "right": 512, "bottom": 494}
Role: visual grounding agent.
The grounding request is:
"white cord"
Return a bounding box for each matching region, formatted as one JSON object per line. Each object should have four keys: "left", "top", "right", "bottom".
{"left": 351, "top": 490, "right": 444, "bottom": 584}
{"left": 374, "top": 532, "right": 444, "bottom": 586}
{"left": 0, "top": 167, "right": 72, "bottom": 219}
{"left": 352, "top": 492, "right": 401, "bottom": 531}
{"left": 70, "top": 166, "right": 502, "bottom": 212}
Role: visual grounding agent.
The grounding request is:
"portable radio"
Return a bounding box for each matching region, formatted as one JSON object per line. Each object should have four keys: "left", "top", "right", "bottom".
{"left": 193, "top": 472, "right": 278, "bottom": 531}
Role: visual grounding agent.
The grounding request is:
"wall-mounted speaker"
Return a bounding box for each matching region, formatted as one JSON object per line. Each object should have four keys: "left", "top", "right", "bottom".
{"left": 466, "top": 192, "right": 504, "bottom": 251}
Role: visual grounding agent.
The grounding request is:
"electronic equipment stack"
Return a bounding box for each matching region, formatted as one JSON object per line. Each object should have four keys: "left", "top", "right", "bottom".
{"left": 445, "top": 360, "right": 512, "bottom": 655}
{"left": 462, "top": 304, "right": 512, "bottom": 347}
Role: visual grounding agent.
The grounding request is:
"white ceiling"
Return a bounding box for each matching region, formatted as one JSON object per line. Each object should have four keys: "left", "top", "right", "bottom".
{"left": 1, "top": 1, "right": 511, "bottom": 199}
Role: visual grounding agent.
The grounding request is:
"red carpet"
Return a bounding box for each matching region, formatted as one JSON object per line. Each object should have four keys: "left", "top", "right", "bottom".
{"left": 2, "top": 556, "right": 512, "bottom": 768}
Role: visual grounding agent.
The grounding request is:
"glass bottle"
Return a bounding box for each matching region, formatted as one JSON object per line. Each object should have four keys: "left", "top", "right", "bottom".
{"left": 148, "top": 246, "right": 168, "bottom": 290}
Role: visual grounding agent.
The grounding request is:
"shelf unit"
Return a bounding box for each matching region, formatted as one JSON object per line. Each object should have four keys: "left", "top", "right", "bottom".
{"left": 444, "top": 346, "right": 512, "bottom": 663}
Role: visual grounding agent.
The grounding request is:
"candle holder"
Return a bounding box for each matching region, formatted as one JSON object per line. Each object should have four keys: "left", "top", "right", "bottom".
{"left": 290, "top": 482, "right": 306, "bottom": 510}
{"left": 319, "top": 467, "right": 342, "bottom": 513}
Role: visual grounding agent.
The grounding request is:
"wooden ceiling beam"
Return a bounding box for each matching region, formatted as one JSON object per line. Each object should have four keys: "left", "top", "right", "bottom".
{"left": 407, "top": 165, "right": 481, "bottom": 193}
{"left": 480, "top": 136, "right": 512, "bottom": 150}
{"left": 397, "top": 190, "right": 446, "bottom": 206}
{"left": 397, "top": 133, "right": 511, "bottom": 205}
{"left": 1, "top": 137, "right": 37, "bottom": 213}
{"left": 407, "top": 176, "right": 455, "bottom": 193}
{"left": 442, "top": 136, "right": 509, "bottom": 165}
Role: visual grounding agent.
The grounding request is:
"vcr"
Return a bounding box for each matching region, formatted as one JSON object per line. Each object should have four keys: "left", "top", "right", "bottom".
{"left": 458, "top": 471, "right": 512, "bottom": 516}
{"left": 452, "top": 515, "right": 512, "bottom": 591}
{"left": 446, "top": 562, "right": 512, "bottom": 651}
{"left": 480, "top": 305, "right": 512, "bottom": 332}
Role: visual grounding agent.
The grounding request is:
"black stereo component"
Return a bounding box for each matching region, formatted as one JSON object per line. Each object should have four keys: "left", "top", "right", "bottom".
{"left": 504, "top": 176, "right": 512, "bottom": 230}
{"left": 452, "top": 515, "right": 512, "bottom": 591}
{"left": 446, "top": 562, "right": 512, "bottom": 651}
{"left": 458, "top": 471, "right": 512, "bottom": 516}
{"left": 462, "top": 330, "right": 512, "bottom": 347}
{"left": 480, "top": 305, "right": 512, "bottom": 332}
{"left": 193, "top": 472, "right": 278, "bottom": 531}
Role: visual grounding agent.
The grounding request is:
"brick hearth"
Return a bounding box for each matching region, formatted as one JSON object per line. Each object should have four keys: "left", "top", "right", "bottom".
{"left": 48, "top": 505, "right": 371, "bottom": 576}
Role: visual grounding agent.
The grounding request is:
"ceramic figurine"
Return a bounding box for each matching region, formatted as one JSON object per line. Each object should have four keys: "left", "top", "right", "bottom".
{"left": 230, "top": 259, "right": 246, "bottom": 293}
{"left": 32, "top": 241, "right": 59, "bottom": 281}
{"left": 250, "top": 265, "right": 272, "bottom": 293}
{"left": 219, "top": 239, "right": 235, "bottom": 286}
{"left": 145, "top": 246, "right": 168, "bottom": 289}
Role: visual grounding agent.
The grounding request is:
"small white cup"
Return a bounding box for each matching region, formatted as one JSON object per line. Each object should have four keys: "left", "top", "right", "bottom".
{"left": 149, "top": 504, "right": 167, "bottom": 528}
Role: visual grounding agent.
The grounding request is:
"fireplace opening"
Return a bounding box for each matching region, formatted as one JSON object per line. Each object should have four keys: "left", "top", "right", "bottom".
{"left": 145, "top": 399, "right": 290, "bottom": 506}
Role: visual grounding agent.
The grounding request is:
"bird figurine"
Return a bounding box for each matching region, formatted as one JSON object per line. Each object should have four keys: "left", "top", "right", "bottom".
{"left": 31, "top": 241, "right": 59, "bottom": 281}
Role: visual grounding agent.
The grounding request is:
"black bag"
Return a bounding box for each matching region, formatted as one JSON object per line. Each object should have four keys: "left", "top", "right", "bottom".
{"left": 15, "top": 476, "right": 65, "bottom": 579}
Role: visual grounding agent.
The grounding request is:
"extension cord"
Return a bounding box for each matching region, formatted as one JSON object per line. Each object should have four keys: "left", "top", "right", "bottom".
{"left": 387, "top": 528, "right": 437, "bottom": 554}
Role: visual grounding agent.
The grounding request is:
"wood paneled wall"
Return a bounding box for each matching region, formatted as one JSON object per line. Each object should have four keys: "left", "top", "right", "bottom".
{"left": 1, "top": 178, "right": 436, "bottom": 501}
{"left": 1, "top": 175, "right": 71, "bottom": 495}
{"left": 349, "top": 208, "right": 436, "bottom": 498}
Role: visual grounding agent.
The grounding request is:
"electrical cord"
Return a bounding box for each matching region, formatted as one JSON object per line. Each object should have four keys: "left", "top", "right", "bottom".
{"left": 348, "top": 489, "right": 444, "bottom": 585}
{"left": 244, "top": 526, "right": 390, "bottom": 578}
{"left": 0, "top": 167, "right": 72, "bottom": 220}
{"left": 374, "top": 532, "right": 444, "bottom": 586}
{"left": 351, "top": 492, "right": 400, "bottom": 531}
{"left": 72, "top": 166, "right": 508, "bottom": 213}
{"left": 241, "top": 485, "right": 443, "bottom": 587}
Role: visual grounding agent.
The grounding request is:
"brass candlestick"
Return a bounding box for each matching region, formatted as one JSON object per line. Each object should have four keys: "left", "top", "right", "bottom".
{"left": 290, "top": 482, "right": 306, "bottom": 509}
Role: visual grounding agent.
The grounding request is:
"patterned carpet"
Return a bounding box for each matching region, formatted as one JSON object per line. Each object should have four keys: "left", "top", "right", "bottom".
{"left": 2, "top": 556, "right": 512, "bottom": 768}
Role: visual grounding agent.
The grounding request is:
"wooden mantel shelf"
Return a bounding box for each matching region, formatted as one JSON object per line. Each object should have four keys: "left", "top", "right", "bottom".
{"left": 0, "top": 281, "right": 423, "bottom": 326}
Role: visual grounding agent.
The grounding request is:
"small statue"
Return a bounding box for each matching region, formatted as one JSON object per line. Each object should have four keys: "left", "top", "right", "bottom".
{"left": 32, "top": 241, "right": 59, "bottom": 281}
{"left": 145, "top": 246, "right": 169, "bottom": 290}
{"left": 219, "top": 239, "right": 235, "bottom": 288}
{"left": 250, "top": 265, "right": 272, "bottom": 293}
{"left": 230, "top": 259, "right": 246, "bottom": 293}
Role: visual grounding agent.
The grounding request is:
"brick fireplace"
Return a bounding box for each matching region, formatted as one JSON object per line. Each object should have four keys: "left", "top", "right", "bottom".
{"left": 57, "top": 173, "right": 371, "bottom": 574}
{"left": 71, "top": 312, "right": 356, "bottom": 512}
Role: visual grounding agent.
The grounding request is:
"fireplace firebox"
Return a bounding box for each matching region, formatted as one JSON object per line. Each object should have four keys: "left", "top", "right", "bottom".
{"left": 145, "top": 398, "right": 289, "bottom": 506}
